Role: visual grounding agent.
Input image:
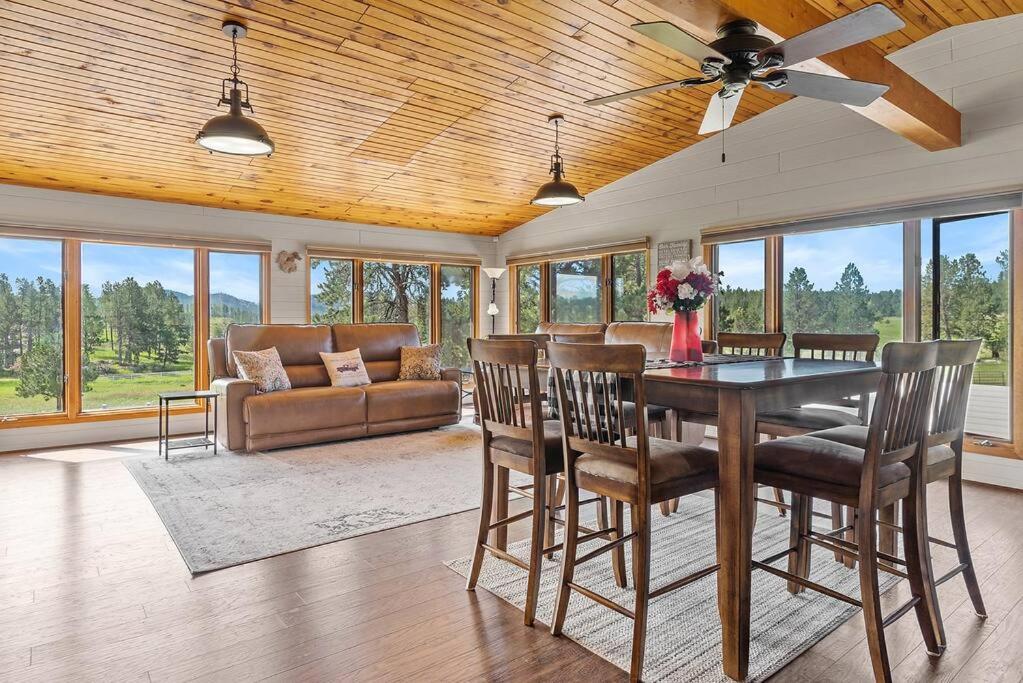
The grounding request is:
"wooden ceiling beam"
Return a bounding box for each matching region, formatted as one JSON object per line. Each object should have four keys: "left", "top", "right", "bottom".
{"left": 638, "top": 0, "right": 962, "bottom": 151}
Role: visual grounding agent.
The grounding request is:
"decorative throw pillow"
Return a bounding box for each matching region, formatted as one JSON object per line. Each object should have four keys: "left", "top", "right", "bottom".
{"left": 232, "top": 347, "right": 292, "bottom": 394}
{"left": 319, "top": 349, "right": 372, "bottom": 388}
{"left": 398, "top": 344, "right": 442, "bottom": 381}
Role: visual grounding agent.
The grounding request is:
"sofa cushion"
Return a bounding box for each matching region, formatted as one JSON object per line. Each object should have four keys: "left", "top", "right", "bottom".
{"left": 363, "top": 380, "right": 459, "bottom": 423}
{"left": 398, "top": 344, "right": 442, "bottom": 380}
{"left": 320, "top": 349, "right": 372, "bottom": 387}
{"left": 226, "top": 324, "right": 333, "bottom": 378}
{"left": 244, "top": 386, "right": 366, "bottom": 437}
{"left": 536, "top": 322, "right": 607, "bottom": 336}
{"left": 232, "top": 347, "right": 292, "bottom": 394}
{"left": 333, "top": 323, "right": 420, "bottom": 382}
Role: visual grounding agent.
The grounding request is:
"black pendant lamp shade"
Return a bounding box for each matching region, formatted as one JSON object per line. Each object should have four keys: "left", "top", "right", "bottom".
{"left": 531, "top": 114, "right": 584, "bottom": 207}
{"left": 196, "top": 22, "right": 275, "bottom": 157}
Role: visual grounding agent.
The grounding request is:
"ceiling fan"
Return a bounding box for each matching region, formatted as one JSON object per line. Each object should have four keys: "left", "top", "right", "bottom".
{"left": 586, "top": 4, "right": 905, "bottom": 135}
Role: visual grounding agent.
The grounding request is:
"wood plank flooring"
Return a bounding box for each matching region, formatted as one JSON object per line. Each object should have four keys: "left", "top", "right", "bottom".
{"left": 1, "top": 438, "right": 1022, "bottom": 682}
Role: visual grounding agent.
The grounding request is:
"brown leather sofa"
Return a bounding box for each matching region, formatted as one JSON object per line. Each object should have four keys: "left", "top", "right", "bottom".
{"left": 208, "top": 323, "right": 461, "bottom": 452}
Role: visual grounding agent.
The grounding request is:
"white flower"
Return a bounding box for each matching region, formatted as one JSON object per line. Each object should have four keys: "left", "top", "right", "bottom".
{"left": 677, "top": 283, "right": 696, "bottom": 299}
{"left": 668, "top": 259, "right": 691, "bottom": 281}
{"left": 691, "top": 256, "right": 710, "bottom": 276}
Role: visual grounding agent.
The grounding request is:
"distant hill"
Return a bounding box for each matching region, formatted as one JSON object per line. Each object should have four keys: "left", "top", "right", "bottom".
{"left": 169, "top": 290, "right": 260, "bottom": 316}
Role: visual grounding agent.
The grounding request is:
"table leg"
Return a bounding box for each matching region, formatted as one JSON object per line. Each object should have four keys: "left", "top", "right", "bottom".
{"left": 716, "top": 388, "right": 756, "bottom": 681}
{"left": 213, "top": 397, "right": 219, "bottom": 455}
{"left": 164, "top": 399, "right": 171, "bottom": 461}
{"left": 159, "top": 399, "right": 165, "bottom": 461}
{"left": 204, "top": 397, "right": 210, "bottom": 450}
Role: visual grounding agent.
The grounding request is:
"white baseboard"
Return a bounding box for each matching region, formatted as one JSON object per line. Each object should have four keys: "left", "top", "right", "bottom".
{"left": 962, "top": 451, "right": 1023, "bottom": 490}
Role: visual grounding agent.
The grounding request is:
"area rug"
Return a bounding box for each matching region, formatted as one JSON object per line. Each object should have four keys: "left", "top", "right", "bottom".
{"left": 125, "top": 423, "right": 489, "bottom": 574}
{"left": 446, "top": 495, "right": 899, "bottom": 682}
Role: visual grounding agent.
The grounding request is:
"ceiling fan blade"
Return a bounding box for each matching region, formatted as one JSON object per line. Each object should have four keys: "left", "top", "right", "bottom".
{"left": 767, "top": 70, "right": 889, "bottom": 106}
{"left": 585, "top": 80, "right": 691, "bottom": 106}
{"left": 698, "top": 89, "right": 742, "bottom": 135}
{"left": 632, "top": 21, "right": 730, "bottom": 65}
{"left": 759, "top": 4, "right": 905, "bottom": 68}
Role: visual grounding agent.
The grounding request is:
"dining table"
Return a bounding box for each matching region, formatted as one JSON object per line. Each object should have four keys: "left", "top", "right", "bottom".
{"left": 642, "top": 356, "right": 882, "bottom": 681}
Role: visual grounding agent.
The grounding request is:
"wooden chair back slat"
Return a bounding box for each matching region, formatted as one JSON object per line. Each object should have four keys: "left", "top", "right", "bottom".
{"left": 469, "top": 339, "right": 544, "bottom": 445}
{"left": 929, "top": 339, "right": 981, "bottom": 444}
{"left": 792, "top": 333, "right": 880, "bottom": 361}
{"left": 717, "top": 332, "right": 786, "bottom": 357}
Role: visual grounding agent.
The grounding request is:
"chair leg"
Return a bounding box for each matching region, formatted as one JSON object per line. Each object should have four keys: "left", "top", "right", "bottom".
{"left": 902, "top": 491, "right": 945, "bottom": 656}
{"left": 551, "top": 467, "right": 580, "bottom": 637}
{"left": 492, "top": 464, "right": 509, "bottom": 550}
{"left": 774, "top": 487, "right": 787, "bottom": 517}
{"left": 948, "top": 470, "right": 987, "bottom": 617}
{"left": 786, "top": 494, "right": 811, "bottom": 594}
{"left": 670, "top": 496, "right": 680, "bottom": 514}
{"left": 466, "top": 445, "right": 494, "bottom": 591}
{"left": 545, "top": 474, "right": 557, "bottom": 560}
{"left": 831, "top": 502, "right": 850, "bottom": 566}
{"left": 855, "top": 505, "right": 893, "bottom": 683}
{"left": 630, "top": 502, "right": 651, "bottom": 683}
{"left": 523, "top": 470, "right": 547, "bottom": 627}
{"left": 659, "top": 501, "right": 671, "bottom": 516}
{"left": 878, "top": 503, "right": 897, "bottom": 567}
{"left": 612, "top": 498, "right": 628, "bottom": 588}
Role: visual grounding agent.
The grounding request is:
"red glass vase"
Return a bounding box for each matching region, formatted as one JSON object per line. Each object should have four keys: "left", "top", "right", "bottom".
{"left": 669, "top": 310, "right": 704, "bottom": 363}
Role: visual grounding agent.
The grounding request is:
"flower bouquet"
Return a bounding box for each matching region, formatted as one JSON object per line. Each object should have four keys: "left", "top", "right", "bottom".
{"left": 647, "top": 257, "right": 721, "bottom": 362}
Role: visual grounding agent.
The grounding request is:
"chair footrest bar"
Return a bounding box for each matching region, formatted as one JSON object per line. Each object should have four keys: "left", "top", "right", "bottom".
{"left": 752, "top": 560, "right": 862, "bottom": 608}
{"left": 759, "top": 545, "right": 798, "bottom": 566}
{"left": 542, "top": 541, "right": 564, "bottom": 555}
{"left": 567, "top": 581, "right": 634, "bottom": 619}
{"left": 935, "top": 562, "right": 969, "bottom": 587}
{"left": 807, "top": 529, "right": 908, "bottom": 568}
{"left": 754, "top": 497, "right": 791, "bottom": 511}
{"left": 482, "top": 544, "right": 529, "bottom": 571}
{"left": 649, "top": 564, "right": 719, "bottom": 599}
{"left": 804, "top": 534, "right": 909, "bottom": 579}
{"left": 929, "top": 536, "right": 958, "bottom": 550}
{"left": 882, "top": 596, "right": 921, "bottom": 628}
{"left": 575, "top": 532, "right": 637, "bottom": 567}
{"left": 552, "top": 497, "right": 601, "bottom": 513}
{"left": 489, "top": 508, "right": 533, "bottom": 530}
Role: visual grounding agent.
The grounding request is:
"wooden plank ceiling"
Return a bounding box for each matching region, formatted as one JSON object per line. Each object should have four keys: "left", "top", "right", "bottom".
{"left": 0, "top": 0, "right": 1016, "bottom": 235}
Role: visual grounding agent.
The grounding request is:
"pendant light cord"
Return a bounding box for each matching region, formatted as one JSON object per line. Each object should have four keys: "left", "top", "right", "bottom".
{"left": 230, "top": 26, "right": 241, "bottom": 85}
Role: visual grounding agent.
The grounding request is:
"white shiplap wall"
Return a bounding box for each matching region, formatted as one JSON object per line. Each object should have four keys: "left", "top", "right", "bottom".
{"left": 494, "top": 15, "right": 1023, "bottom": 487}
{"left": 0, "top": 185, "right": 498, "bottom": 451}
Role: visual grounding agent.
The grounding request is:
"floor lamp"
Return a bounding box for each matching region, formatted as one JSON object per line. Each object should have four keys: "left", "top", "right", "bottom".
{"left": 482, "top": 267, "right": 507, "bottom": 335}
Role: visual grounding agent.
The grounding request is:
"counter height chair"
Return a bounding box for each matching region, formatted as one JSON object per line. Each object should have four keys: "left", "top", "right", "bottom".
{"left": 756, "top": 333, "right": 880, "bottom": 556}
{"left": 813, "top": 338, "right": 986, "bottom": 621}
{"left": 465, "top": 338, "right": 623, "bottom": 626}
{"left": 753, "top": 341, "right": 945, "bottom": 682}
{"left": 547, "top": 341, "right": 720, "bottom": 682}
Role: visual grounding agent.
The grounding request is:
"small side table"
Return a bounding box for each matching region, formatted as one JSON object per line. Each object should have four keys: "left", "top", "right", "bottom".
{"left": 158, "top": 390, "right": 218, "bottom": 460}
{"left": 458, "top": 368, "right": 474, "bottom": 402}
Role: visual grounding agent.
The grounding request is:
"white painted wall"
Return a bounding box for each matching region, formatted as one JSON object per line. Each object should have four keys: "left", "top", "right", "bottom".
{"left": 0, "top": 184, "right": 498, "bottom": 451}
{"left": 494, "top": 15, "right": 1023, "bottom": 488}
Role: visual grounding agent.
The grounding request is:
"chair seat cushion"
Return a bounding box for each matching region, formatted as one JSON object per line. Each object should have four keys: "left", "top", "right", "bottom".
{"left": 812, "top": 426, "right": 957, "bottom": 481}
{"left": 575, "top": 436, "right": 717, "bottom": 502}
{"left": 755, "top": 435, "right": 910, "bottom": 490}
{"left": 244, "top": 386, "right": 365, "bottom": 436}
{"left": 622, "top": 401, "right": 668, "bottom": 425}
{"left": 363, "top": 380, "right": 459, "bottom": 423}
{"left": 757, "top": 406, "right": 863, "bottom": 431}
{"left": 490, "top": 420, "right": 565, "bottom": 472}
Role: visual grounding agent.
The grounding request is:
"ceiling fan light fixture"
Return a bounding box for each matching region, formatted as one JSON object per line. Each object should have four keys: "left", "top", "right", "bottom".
{"left": 530, "top": 114, "right": 584, "bottom": 207}
{"left": 195, "top": 21, "right": 275, "bottom": 157}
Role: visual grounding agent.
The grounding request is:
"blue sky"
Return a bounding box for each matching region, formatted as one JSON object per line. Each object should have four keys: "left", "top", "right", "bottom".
{"left": 720, "top": 214, "right": 1009, "bottom": 291}
{"left": 0, "top": 238, "right": 262, "bottom": 302}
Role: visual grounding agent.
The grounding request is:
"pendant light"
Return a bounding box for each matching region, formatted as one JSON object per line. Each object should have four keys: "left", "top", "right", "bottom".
{"left": 195, "top": 21, "right": 275, "bottom": 157}
{"left": 530, "top": 114, "right": 584, "bottom": 207}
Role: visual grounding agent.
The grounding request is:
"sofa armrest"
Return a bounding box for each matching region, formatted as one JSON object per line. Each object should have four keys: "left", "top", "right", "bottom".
{"left": 211, "top": 377, "right": 258, "bottom": 451}
{"left": 440, "top": 367, "right": 462, "bottom": 384}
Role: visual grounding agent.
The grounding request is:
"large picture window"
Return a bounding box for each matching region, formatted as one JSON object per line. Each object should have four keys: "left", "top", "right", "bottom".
{"left": 362, "top": 262, "right": 432, "bottom": 344}
{"left": 209, "top": 251, "right": 263, "bottom": 338}
{"left": 0, "top": 237, "right": 64, "bottom": 418}
{"left": 716, "top": 240, "right": 765, "bottom": 333}
{"left": 309, "top": 257, "right": 354, "bottom": 324}
{"left": 439, "top": 265, "right": 474, "bottom": 369}
{"left": 510, "top": 246, "right": 649, "bottom": 331}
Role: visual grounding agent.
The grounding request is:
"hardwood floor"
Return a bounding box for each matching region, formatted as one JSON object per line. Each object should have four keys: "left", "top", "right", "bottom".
{"left": 1, "top": 439, "right": 1022, "bottom": 682}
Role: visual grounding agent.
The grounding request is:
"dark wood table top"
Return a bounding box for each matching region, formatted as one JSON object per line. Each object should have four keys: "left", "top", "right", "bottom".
{"left": 643, "top": 357, "right": 880, "bottom": 389}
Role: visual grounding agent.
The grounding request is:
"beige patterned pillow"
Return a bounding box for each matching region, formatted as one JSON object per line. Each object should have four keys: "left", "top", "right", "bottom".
{"left": 232, "top": 347, "right": 292, "bottom": 393}
{"left": 398, "top": 344, "right": 441, "bottom": 381}
{"left": 319, "top": 349, "right": 372, "bottom": 388}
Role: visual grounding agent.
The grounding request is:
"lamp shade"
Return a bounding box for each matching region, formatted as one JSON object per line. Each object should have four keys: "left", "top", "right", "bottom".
{"left": 487, "top": 303, "right": 500, "bottom": 316}
{"left": 530, "top": 175, "right": 584, "bottom": 207}
{"left": 196, "top": 88, "right": 274, "bottom": 156}
{"left": 482, "top": 267, "right": 507, "bottom": 279}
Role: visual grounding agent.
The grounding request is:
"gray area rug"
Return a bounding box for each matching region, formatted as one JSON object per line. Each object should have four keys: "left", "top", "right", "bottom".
{"left": 125, "top": 424, "right": 489, "bottom": 574}
{"left": 447, "top": 494, "right": 899, "bottom": 682}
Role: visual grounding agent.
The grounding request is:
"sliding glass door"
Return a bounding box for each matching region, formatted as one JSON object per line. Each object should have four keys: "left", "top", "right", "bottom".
{"left": 922, "top": 212, "right": 1012, "bottom": 442}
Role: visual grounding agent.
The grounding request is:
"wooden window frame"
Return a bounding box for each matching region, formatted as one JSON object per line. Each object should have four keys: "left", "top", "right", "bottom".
{"left": 706, "top": 211, "right": 1023, "bottom": 461}
{"left": 0, "top": 234, "right": 269, "bottom": 431}
{"left": 509, "top": 248, "right": 650, "bottom": 332}
{"left": 306, "top": 257, "right": 479, "bottom": 349}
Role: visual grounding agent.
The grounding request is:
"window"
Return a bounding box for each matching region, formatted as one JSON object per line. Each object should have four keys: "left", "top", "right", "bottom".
{"left": 362, "top": 262, "right": 432, "bottom": 344}
{"left": 439, "top": 265, "right": 474, "bottom": 369}
{"left": 209, "top": 251, "right": 263, "bottom": 338}
{"left": 921, "top": 213, "right": 1012, "bottom": 440}
{"left": 80, "top": 243, "right": 196, "bottom": 412}
{"left": 716, "top": 240, "right": 765, "bottom": 333}
{"left": 782, "top": 224, "right": 903, "bottom": 350}
{"left": 550, "top": 258, "right": 602, "bottom": 323}
{"left": 0, "top": 237, "right": 64, "bottom": 418}
{"left": 515, "top": 263, "right": 541, "bottom": 333}
{"left": 611, "top": 251, "right": 648, "bottom": 321}
{"left": 309, "top": 257, "right": 354, "bottom": 324}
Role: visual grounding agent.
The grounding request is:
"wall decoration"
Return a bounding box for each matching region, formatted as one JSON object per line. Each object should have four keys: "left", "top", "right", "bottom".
{"left": 275, "top": 250, "right": 302, "bottom": 273}
{"left": 657, "top": 239, "right": 693, "bottom": 270}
